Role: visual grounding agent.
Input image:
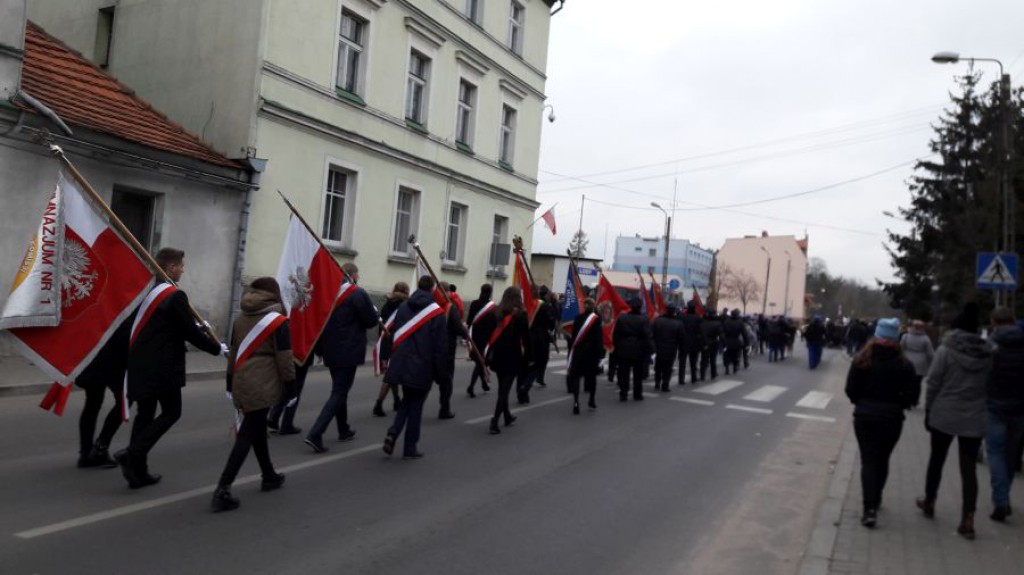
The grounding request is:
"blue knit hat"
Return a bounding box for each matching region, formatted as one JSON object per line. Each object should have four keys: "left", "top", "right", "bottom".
{"left": 874, "top": 318, "right": 900, "bottom": 342}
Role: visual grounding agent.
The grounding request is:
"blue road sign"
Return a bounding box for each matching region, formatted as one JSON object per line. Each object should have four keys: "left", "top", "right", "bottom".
{"left": 976, "top": 252, "right": 1018, "bottom": 290}
{"left": 668, "top": 278, "right": 681, "bottom": 290}
{"left": 577, "top": 267, "right": 598, "bottom": 277}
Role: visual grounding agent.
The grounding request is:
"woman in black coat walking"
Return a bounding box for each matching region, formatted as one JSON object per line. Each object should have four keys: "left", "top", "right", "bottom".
{"left": 485, "top": 287, "right": 532, "bottom": 435}
{"left": 845, "top": 318, "right": 918, "bottom": 528}
{"left": 372, "top": 282, "right": 409, "bottom": 417}
{"left": 568, "top": 298, "right": 604, "bottom": 414}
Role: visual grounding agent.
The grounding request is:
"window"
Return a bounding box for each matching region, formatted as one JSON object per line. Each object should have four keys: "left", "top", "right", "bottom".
{"left": 648, "top": 248, "right": 657, "bottom": 257}
{"left": 111, "top": 188, "right": 155, "bottom": 250}
{"left": 322, "top": 167, "right": 355, "bottom": 245}
{"left": 466, "top": 0, "right": 482, "bottom": 24}
{"left": 490, "top": 215, "right": 510, "bottom": 272}
{"left": 508, "top": 1, "right": 524, "bottom": 54}
{"left": 392, "top": 187, "right": 420, "bottom": 255}
{"left": 405, "top": 51, "right": 431, "bottom": 125}
{"left": 455, "top": 79, "right": 476, "bottom": 147}
{"left": 336, "top": 10, "right": 366, "bottom": 95}
{"left": 499, "top": 104, "right": 517, "bottom": 165}
{"left": 95, "top": 7, "right": 115, "bottom": 68}
{"left": 445, "top": 202, "right": 468, "bottom": 265}
{"left": 634, "top": 247, "right": 642, "bottom": 252}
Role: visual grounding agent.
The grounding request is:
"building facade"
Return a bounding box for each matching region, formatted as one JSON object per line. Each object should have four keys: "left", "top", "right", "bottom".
{"left": 529, "top": 252, "right": 602, "bottom": 294}
{"left": 28, "top": 0, "right": 563, "bottom": 298}
{"left": 715, "top": 233, "right": 808, "bottom": 319}
{"left": 611, "top": 235, "right": 714, "bottom": 292}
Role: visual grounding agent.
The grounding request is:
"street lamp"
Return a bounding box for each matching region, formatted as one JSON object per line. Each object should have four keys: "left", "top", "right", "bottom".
{"left": 933, "top": 51, "right": 1013, "bottom": 309}
{"left": 651, "top": 202, "right": 671, "bottom": 287}
{"left": 759, "top": 245, "right": 771, "bottom": 315}
{"left": 783, "top": 250, "right": 792, "bottom": 318}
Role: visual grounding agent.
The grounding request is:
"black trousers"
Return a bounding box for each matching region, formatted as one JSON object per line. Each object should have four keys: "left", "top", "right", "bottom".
{"left": 218, "top": 408, "right": 276, "bottom": 488}
{"left": 680, "top": 350, "right": 700, "bottom": 383}
{"left": 568, "top": 371, "right": 597, "bottom": 398}
{"left": 723, "top": 348, "right": 741, "bottom": 373}
{"left": 616, "top": 359, "right": 644, "bottom": 399}
{"left": 469, "top": 359, "right": 490, "bottom": 390}
{"left": 79, "top": 381, "right": 123, "bottom": 455}
{"left": 388, "top": 386, "right": 429, "bottom": 456}
{"left": 493, "top": 372, "right": 516, "bottom": 424}
{"left": 269, "top": 361, "right": 310, "bottom": 430}
{"left": 437, "top": 352, "right": 455, "bottom": 415}
{"left": 654, "top": 351, "right": 676, "bottom": 388}
{"left": 700, "top": 346, "right": 718, "bottom": 380}
{"left": 854, "top": 415, "right": 903, "bottom": 509}
{"left": 925, "top": 429, "right": 982, "bottom": 514}
{"left": 128, "top": 388, "right": 182, "bottom": 469}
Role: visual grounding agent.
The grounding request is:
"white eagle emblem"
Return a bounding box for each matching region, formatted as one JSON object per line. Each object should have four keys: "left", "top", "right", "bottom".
{"left": 288, "top": 266, "right": 314, "bottom": 311}
{"left": 61, "top": 238, "right": 99, "bottom": 307}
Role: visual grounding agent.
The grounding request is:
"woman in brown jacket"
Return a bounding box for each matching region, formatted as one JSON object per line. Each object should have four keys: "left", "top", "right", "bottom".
{"left": 212, "top": 277, "right": 297, "bottom": 512}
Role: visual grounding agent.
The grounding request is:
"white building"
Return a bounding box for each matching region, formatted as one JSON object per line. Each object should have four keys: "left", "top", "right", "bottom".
{"left": 716, "top": 232, "right": 808, "bottom": 318}
{"left": 28, "top": 0, "right": 565, "bottom": 298}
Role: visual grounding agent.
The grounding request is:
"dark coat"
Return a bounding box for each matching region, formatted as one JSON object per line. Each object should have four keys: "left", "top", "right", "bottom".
{"left": 568, "top": 312, "right": 604, "bottom": 377}
{"left": 127, "top": 289, "right": 221, "bottom": 401}
{"left": 315, "top": 286, "right": 378, "bottom": 368}
{"left": 988, "top": 325, "right": 1024, "bottom": 415}
{"left": 845, "top": 344, "right": 917, "bottom": 420}
{"left": 680, "top": 313, "right": 704, "bottom": 352}
{"left": 383, "top": 289, "right": 448, "bottom": 391}
{"left": 722, "top": 317, "right": 748, "bottom": 351}
{"left": 701, "top": 316, "right": 723, "bottom": 350}
{"left": 467, "top": 298, "right": 497, "bottom": 352}
{"left": 652, "top": 314, "right": 684, "bottom": 357}
{"left": 613, "top": 311, "right": 653, "bottom": 361}
{"left": 486, "top": 310, "right": 531, "bottom": 376}
{"left": 529, "top": 301, "right": 556, "bottom": 360}
{"left": 377, "top": 292, "right": 408, "bottom": 363}
{"left": 226, "top": 291, "right": 295, "bottom": 413}
{"left": 805, "top": 320, "right": 826, "bottom": 346}
{"left": 76, "top": 319, "right": 130, "bottom": 391}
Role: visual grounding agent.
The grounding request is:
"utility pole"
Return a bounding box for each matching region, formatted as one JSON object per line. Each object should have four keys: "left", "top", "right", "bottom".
{"left": 760, "top": 245, "right": 771, "bottom": 315}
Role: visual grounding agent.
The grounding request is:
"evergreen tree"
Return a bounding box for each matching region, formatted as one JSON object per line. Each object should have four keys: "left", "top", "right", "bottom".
{"left": 569, "top": 229, "right": 589, "bottom": 258}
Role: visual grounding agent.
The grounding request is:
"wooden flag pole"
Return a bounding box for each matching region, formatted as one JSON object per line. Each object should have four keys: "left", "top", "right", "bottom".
{"left": 49, "top": 144, "right": 221, "bottom": 346}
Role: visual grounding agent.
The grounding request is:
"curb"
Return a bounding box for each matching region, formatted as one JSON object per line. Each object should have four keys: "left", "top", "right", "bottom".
{"left": 797, "top": 419, "right": 858, "bottom": 575}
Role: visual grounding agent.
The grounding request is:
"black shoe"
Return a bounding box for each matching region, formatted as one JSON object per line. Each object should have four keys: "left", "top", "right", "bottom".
{"left": 278, "top": 426, "right": 302, "bottom": 436}
{"left": 991, "top": 505, "right": 1012, "bottom": 522}
{"left": 573, "top": 402, "right": 580, "bottom": 415}
{"left": 382, "top": 435, "right": 395, "bottom": 456}
{"left": 438, "top": 411, "right": 456, "bottom": 420}
{"left": 267, "top": 420, "right": 279, "bottom": 432}
{"left": 78, "top": 447, "right": 117, "bottom": 469}
{"left": 482, "top": 383, "right": 491, "bottom": 392}
{"left": 304, "top": 437, "right": 328, "bottom": 453}
{"left": 338, "top": 430, "right": 356, "bottom": 442}
{"left": 861, "top": 508, "right": 877, "bottom": 528}
{"left": 633, "top": 395, "right": 644, "bottom": 401}
{"left": 132, "top": 472, "right": 162, "bottom": 489}
{"left": 489, "top": 423, "right": 501, "bottom": 435}
{"left": 114, "top": 449, "right": 140, "bottom": 487}
{"left": 537, "top": 381, "right": 547, "bottom": 387}
{"left": 504, "top": 415, "right": 518, "bottom": 427}
{"left": 372, "top": 401, "right": 387, "bottom": 417}
{"left": 211, "top": 487, "right": 240, "bottom": 512}
{"left": 588, "top": 398, "right": 597, "bottom": 410}
{"left": 467, "top": 387, "right": 476, "bottom": 398}
{"left": 261, "top": 472, "right": 286, "bottom": 492}
{"left": 619, "top": 394, "right": 628, "bottom": 402}
{"left": 402, "top": 451, "right": 424, "bottom": 460}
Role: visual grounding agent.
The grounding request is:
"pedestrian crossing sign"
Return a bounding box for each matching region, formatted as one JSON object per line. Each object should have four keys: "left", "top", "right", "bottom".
{"left": 976, "top": 252, "right": 1018, "bottom": 290}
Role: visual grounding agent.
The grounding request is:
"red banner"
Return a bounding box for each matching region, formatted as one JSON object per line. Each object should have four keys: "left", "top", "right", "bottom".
{"left": 596, "top": 273, "right": 630, "bottom": 350}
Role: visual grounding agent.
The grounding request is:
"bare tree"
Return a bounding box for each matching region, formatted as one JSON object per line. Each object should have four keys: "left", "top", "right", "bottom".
{"left": 720, "top": 267, "right": 762, "bottom": 314}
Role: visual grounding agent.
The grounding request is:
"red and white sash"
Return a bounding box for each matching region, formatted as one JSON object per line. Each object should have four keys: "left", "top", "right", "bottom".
{"left": 567, "top": 313, "right": 598, "bottom": 371}
{"left": 335, "top": 282, "right": 355, "bottom": 307}
{"left": 372, "top": 310, "right": 399, "bottom": 376}
{"left": 392, "top": 303, "right": 444, "bottom": 349}
{"left": 234, "top": 311, "right": 287, "bottom": 372}
{"left": 484, "top": 314, "right": 515, "bottom": 357}
{"left": 468, "top": 301, "right": 496, "bottom": 340}
{"left": 122, "top": 282, "right": 177, "bottom": 421}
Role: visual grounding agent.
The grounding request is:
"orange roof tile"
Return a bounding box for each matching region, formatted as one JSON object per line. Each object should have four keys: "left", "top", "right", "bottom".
{"left": 18, "top": 22, "right": 245, "bottom": 170}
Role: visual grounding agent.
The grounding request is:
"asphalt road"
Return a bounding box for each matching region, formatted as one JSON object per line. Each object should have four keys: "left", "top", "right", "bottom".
{"left": 0, "top": 346, "right": 850, "bottom": 575}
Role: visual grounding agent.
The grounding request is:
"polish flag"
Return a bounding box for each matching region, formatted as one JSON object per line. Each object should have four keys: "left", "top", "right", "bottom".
{"left": 1, "top": 171, "right": 154, "bottom": 387}
{"left": 596, "top": 272, "right": 630, "bottom": 350}
{"left": 276, "top": 215, "right": 345, "bottom": 364}
{"left": 540, "top": 207, "right": 557, "bottom": 235}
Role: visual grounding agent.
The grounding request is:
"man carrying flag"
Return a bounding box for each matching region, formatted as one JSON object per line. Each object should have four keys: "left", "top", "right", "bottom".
{"left": 596, "top": 271, "right": 630, "bottom": 383}
{"left": 560, "top": 260, "right": 584, "bottom": 336}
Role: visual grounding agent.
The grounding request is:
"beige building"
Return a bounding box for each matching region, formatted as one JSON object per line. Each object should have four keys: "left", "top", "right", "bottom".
{"left": 716, "top": 233, "right": 808, "bottom": 318}
{"left": 28, "top": 0, "right": 565, "bottom": 298}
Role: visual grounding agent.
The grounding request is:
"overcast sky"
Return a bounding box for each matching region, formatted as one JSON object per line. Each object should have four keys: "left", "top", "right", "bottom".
{"left": 531, "top": 0, "right": 1024, "bottom": 286}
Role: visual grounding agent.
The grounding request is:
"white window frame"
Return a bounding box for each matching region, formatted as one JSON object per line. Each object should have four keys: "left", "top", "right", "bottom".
{"left": 390, "top": 183, "right": 422, "bottom": 257}
{"left": 508, "top": 1, "right": 525, "bottom": 55}
{"left": 405, "top": 50, "right": 431, "bottom": 125}
{"left": 455, "top": 78, "right": 477, "bottom": 147}
{"left": 444, "top": 201, "right": 469, "bottom": 265}
{"left": 321, "top": 160, "right": 360, "bottom": 249}
{"left": 499, "top": 103, "right": 517, "bottom": 165}
{"left": 335, "top": 8, "right": 368, "bottom": 95}
{"left": 465, "top": 0, "right": 482, "bottom": 24}
{"left": 490, "top": 213, "right": 510, "bottom": 273}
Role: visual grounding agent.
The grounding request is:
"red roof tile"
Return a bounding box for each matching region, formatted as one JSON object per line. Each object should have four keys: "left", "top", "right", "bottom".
{"left": 18, "top": 22, "right": 245, "bottom": 170}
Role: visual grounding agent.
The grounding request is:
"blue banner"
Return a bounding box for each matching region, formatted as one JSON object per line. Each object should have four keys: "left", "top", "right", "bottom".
{"left": 560, "top": 262, "right": 582, "bottom": 333}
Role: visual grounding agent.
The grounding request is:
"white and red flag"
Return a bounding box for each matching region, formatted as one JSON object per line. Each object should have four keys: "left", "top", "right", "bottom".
{"left": 276, "top": 215, "right": 345, "bottom": 364}
{"left": 514, "top": 250, "right": 539, "bottom": 324}
{"left": 540, "top": 207, "right": 557, "bottom": 235}
{"left": 0, "top": 171, "right": 154, "bottom": 408}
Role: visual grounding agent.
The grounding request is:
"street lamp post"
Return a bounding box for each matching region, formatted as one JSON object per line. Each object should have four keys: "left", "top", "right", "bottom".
{"left": 783, "top": 250, "right": 792, "bottom": 318}
{"left": 933, "top": 52, "right": 1013, "bottom": 310}
{"left": 651, "top": 202, "right": 671, "bottom": 288}
{"left": 759, "top": 245, "right": 771, "bottom": 315}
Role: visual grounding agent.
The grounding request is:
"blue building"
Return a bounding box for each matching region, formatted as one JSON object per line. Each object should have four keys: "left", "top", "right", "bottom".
{"left": 611, "top": 235, "right": 714, "bottom": 292}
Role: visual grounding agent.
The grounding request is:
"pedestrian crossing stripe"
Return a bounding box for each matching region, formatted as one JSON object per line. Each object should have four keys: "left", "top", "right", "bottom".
{"left": 693, "top": 379, "right": 744, "bottom": 395}
{"left": 743, "top": 385, "right": 787, "bottom": 403}
{"left": 795, "top": 391, "right": 832, "bottom": 409}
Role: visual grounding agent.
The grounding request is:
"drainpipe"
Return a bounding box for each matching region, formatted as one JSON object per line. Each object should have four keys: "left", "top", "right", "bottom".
{"left": 228, "top": 156, "right": 267, "bottom": 339}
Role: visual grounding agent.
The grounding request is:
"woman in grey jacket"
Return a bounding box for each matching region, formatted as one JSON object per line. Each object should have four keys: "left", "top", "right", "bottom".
{"left": 916, "top": 305, "right": 992, "bottom": 540}
{"left": 900, "top": 320, "right": 934, "bottom": 407}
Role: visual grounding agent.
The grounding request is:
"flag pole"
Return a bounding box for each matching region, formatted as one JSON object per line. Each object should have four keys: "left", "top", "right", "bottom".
{"left": 512, "top": 236, "right": 539, "bottom": 289}
{"left": 48, "top": 144, "right": 221, "bottom": 345}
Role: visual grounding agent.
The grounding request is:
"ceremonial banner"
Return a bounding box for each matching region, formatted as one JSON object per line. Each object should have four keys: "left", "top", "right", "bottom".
{"left": 1, "top": 171, "right": 153, "bottom": 384}
{"left": 649, "top": 273, "right": 667, "bottom": 316}
{"left": 276, "top": 215, "right": 345, "bottom": 364}
{"left": 637, "top": 272, "right": 656, "bottom": 322}
{"left": 514, "top": 250, "right": 538, "bottom": 323}
{"left": 596, "top": 273, "right": 630, "bottom": 351}
{"left": 560, "top": 260, "right": 584, "bottom": 334}
{"left": 691, "top": 286, "right": 706, "bottom": 317}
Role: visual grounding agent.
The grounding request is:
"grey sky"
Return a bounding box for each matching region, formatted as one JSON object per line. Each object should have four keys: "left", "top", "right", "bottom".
{"left": 531, "top": 0, "right": 1024, "bottom": 285}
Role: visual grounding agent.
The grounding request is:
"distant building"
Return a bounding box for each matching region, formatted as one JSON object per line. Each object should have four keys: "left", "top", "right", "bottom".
{"left": 529, "top": 253, "right": 602, "bottom": 294}
{"left": 716, "top": 232, "right": 808, "bottom": 318}
{"left": 611, "top": 235, "right": 713, "bottom": 293}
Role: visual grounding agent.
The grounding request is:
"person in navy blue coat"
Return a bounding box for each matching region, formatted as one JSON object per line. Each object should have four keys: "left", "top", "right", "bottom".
{"left": 305, "top": 262, "right": 379, "bottom": 453}
{"left": 382, "top": 275, "right": 448, "bottom": 459}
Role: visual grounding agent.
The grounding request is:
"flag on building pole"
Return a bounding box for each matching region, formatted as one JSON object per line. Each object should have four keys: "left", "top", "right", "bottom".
{"left": 560, "top": 259, "right": 585, "bottom": 334}
{"left": 514, "top": 250, "right": 539, "bottom": 323}
{"left": 691, "top": 285, "right": 706, "bottom": 316}
{"left": 276, "top": 214, "right": 345, "bottom": 364}
{"left": 0, "top": 171, "right": 154, "bottom": 408}
{"left": 540, "top": 207, "right": 557, "bottom": 235}
{"left": 596, "top": 272, "right": 630, "bottom": 350}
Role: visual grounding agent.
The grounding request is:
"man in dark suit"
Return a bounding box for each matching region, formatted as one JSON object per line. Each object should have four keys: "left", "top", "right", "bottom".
{"left": 117, "top": 248, "right": 223, "bottom": 489}
{"left": 305, "top": 262, "right": 379, "bottom": 453}
{"left": 612, "top": 298, "right": 653, "bottom": 401}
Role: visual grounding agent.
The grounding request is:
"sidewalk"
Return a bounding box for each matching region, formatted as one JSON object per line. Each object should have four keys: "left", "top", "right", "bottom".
{"left": 801, "top": 405, "right": 1024, "bottom": 574}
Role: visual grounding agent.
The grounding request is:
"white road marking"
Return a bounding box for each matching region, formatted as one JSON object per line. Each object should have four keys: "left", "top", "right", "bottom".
{"left": 547, "top": 359, "right": 567, "bottom": 368}
{"left": 725, "top": 404, "right": 773, "bottom": 415}
{"left": 14, "top": 444, "right": 382, "bottom": 539}
{"left": 553, "top": 369, "right": 568, "bottom": 376}
{"left": 693, "top": 379, "right": 744, "bottom": 396}
{"left": 643, "top": 392, "right": 660, "bottom": 399}
{"left": 786, "top": 412, "right": 837, "bottom": 423}
{"left": 795, "top": 391, "right": 833, "bottom": 410}
{"left": 670, "top": 397, "right": 715, "bottom": 406}
{"left": 463, "top": 395, "right": 572, "bottom": 424}
{"left": 743, "top": 385, "right": 787, "bottom": 403}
